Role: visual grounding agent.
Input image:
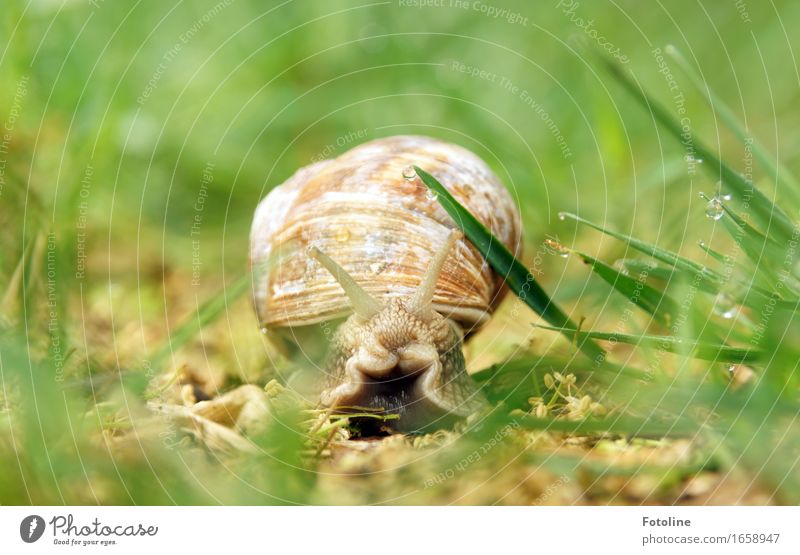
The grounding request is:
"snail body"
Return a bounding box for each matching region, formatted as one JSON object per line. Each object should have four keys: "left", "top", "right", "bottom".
{"left": 250, "top": 135, "right": 521, "bottom": 432}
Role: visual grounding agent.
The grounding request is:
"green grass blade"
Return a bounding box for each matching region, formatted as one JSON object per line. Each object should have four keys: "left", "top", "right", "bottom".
{"left": 560, "top": 211, "right": 723, "bottom": 283}
{"left": 669, "top": 248, "right": 782, "bottom": 307}
{"left": 565, "top": 213, "right": 793, "bottom": 312}
{"left": 618, "top": 257, "right": 727, "bottom": 298}
{"left": 706, "top": 194, "right": 794, "bottom": 292}
{"left": 665, "top": 45, "right": 800, "bottom": 209}
{"left": 697, "top": 240, "right": 729, "bottom": 265}
{"left": 575, "top": 251, "right": 679, "bottom": 326}
{"left": 597, "top": 54, "right": 796, "bottom": 242}
{"left": 534, "top": 325, "right": 763, "bottom": 364}
{"left": 413, "top": 165, "right": 604, "bottom": 360}
{"left": 617, "top": 259, "right": 670, "bottom": 281}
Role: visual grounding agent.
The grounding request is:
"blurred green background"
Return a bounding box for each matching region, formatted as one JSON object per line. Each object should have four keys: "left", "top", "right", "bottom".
{"left": 4, "top": 0, "right": 798, "bottom": 293}
{"left": 1, "top": 0, "right": 799, "bottom": 504}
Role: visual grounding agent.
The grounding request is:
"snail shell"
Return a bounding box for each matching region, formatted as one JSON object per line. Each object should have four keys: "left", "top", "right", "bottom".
{"left": 250, "top": 135, "right": 521, "bottom": 432}
{"left": 250, "top": 135, "right": 521, "bottom": 330}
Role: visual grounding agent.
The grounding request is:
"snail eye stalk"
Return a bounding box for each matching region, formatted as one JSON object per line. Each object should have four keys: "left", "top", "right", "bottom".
{"left": 408, "top": 229, "right": 462, "bottom": 315}
{"left": 309, "top": 246, "right": 382, "bottom": 320}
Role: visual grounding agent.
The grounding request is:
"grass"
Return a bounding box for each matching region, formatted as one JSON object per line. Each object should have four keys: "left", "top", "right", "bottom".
{"left": 1, "top": 0, "right": 799, "bottom": 505}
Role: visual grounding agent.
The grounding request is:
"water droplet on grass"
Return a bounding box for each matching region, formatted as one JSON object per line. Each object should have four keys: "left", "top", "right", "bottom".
{"left": 702, "top": 194, "right": 724, "bottom": 220}
{"left": 713, "top": 292, "right": 737, "bottom": 319}
{"left": 402, "top": 165, "right": 416, "bottom": 180}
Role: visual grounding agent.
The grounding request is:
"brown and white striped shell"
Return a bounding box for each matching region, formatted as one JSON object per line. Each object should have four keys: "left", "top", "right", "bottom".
{"left": 249, "top": 135, "right": 521, "bottom": 331}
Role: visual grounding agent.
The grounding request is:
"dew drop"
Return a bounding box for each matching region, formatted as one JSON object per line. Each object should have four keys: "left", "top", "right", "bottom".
{"left": 698, "top": 239, "right": 707, "bottom": 248}
{"left": 704, "top": 196, "right": 724, "bottom": 220}
{"left": 557, "top": 212, "right": 567, "bottom": 221}
{"left": 425, "top": 189, "right": 438, "bottom": 202}
{"left": 713, "top": 292, "right": 737, "bottom": 319}
{"left": 335, "top": 227, "right": 350, "bottom": 242}
{"left": 260, "top": 327, "right": 269, "bottom": 335}
{"left": 402, "top": 165, "right": 416, "bottom": 180}
{"left": 721, "top": 307, "right": 736, "bottom": 319}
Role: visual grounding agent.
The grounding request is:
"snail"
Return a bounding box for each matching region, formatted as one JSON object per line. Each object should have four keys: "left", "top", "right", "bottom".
{"left": 250, "top": 135, "right": 521, "bottom": 433}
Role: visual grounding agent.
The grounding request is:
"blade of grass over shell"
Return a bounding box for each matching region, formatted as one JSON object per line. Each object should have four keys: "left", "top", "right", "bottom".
{"left": 575, "top": 251, "right": 679, "bottom": 326}
{"left": 149, "top": 272, "right": 251, "bottom": 371}
{"left": 534, "top": 325, "right": 763, "bottom": 364}
{"left": 413, "top": 165, "right": 604, "bottom": 360}
{"left": 596, "top": 52, "right": 796, "bottom": 243}
{"left": 665, "top": 45, "right": 800, "bottom": 209}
